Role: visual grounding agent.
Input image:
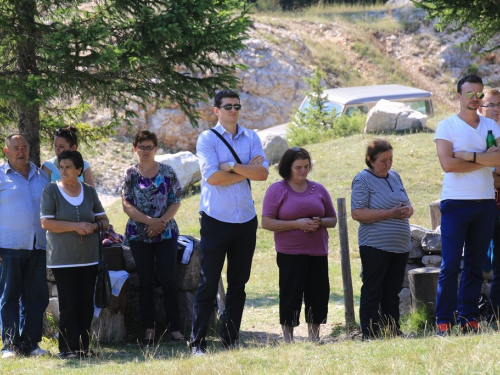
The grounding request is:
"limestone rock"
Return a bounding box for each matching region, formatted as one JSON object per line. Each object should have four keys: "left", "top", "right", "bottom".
{"left": 421, "top": 232, "right": 442, "bottom": 254}
{"left": 409, "top": 237, "right": 424, "bottom": 260}
{"left": 82, "top": 25, "right": 311, "bottom": 152}
{"left": 422, "top": 255, "right": 442, "bottom": 268}
{"left": 399, "top": 287, "right": 411, "bottom": 316}
{"left": 155, "top": 151, "right": 201, "bottom": 189}
{"left": 46, "top": 268, "right": 55, "bottom": 282}
{"left": 411, "top": 224, "right": 431, "bottom": 242}
{"left": 364, "top": 100, "right": 427, "bottom": 133}
{"left": 260, "top": 134, "right": 289, "bottom": 164}
{"left": 46, "top": 297, "right": 60, "bottom": 324}
{"left": 50, "top": 283, "right": 58, "bottom": 298}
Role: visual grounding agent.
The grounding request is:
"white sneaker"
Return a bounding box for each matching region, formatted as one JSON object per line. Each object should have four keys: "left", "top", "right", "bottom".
{"left": 2, "top": 350, "right": 17, "bottom": 359}
{"left": 30, "top": 347, "right": 48, "bottom": 357}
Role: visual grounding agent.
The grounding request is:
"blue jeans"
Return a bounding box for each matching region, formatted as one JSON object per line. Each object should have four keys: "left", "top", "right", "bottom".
{"left": 488, "top": 210, "right": 500, "bottom": 319}
{"left": 190, "top": 214, "right": 257, "bottom": 349}
{"left": 0, "top": 248, "right": 49, "bottom": 353}
{"left": 436, "top": 199, "right": 497, "bottom": 326}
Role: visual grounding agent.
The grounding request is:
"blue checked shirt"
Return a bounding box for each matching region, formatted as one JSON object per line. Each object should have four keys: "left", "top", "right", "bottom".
{"left": 0, "top": 161, "right": 49, "bottom": 250}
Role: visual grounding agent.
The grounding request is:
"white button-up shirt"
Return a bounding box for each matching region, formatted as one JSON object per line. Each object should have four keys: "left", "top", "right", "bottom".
{"left": 197, "top": 123, "right": 269, "bottom": 223}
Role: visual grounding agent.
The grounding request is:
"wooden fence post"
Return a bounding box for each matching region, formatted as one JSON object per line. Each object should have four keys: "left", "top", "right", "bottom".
{"left": 337, "top": 197, "right": 356, "bottom": 329}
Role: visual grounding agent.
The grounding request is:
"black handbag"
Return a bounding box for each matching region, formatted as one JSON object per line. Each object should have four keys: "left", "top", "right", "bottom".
{"left": 95, "top": 221, "right": 112, "bottom": 309}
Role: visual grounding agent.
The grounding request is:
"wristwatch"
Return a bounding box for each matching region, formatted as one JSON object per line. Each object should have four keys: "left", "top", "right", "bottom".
{"left": 228, "top": 162, "right": 235, "bottom": 173}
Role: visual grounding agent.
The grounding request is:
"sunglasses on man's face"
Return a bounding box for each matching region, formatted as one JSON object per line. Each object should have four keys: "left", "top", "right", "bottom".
{"left": 219, "top": 104, "right": 242, "bottom": 111}
{"left": 463, "top": 91, "right": 485, "bottom": 99}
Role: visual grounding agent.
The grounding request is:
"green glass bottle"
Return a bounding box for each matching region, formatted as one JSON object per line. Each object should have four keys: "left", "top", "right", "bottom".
{"left": 487, "top": 130, "right": 497, "bottom": 149}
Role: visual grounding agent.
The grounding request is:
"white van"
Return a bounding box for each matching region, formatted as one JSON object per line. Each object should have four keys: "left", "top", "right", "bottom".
{"left": 299, "top": 84, "right": 434, "bottom": 117}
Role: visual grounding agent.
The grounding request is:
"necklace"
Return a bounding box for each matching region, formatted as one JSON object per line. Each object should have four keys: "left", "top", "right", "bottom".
{"left": 138, "top": 162, "right": 157, "bottom": 173}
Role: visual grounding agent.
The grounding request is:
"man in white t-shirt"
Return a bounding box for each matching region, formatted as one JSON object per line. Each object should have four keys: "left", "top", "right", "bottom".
{"left": 434, "top": 74, "right": 500, "bottom": 335}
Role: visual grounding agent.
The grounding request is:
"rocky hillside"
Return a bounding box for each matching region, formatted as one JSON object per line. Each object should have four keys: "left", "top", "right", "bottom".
{"left": 4, "top": 3, "right": 500, "bottom": 199}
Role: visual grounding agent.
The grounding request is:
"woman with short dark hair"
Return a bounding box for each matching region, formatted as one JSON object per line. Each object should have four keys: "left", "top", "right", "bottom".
{"left": 262, "top": 147, "right": 337, "bottom": 343}
{"left": 122, "top": 130, "right": 184, "bottom": 345}
{"left": 351, "top": 139, "right": 413, "bottom": 339}
{"left": 41, "top": 150, "right": 109, "bottom": 358}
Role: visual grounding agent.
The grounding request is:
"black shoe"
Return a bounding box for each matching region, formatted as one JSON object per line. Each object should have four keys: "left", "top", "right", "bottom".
{"left": 190, "top": 346, "right": 206, "bottom": 356}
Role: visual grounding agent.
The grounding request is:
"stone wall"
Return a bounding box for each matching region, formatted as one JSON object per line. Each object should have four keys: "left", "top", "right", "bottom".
{"left": 399, "top": 224, "right": 492, "bottom": 316}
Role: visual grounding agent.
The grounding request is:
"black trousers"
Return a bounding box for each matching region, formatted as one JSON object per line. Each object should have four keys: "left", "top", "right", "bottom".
{"left": 190, "top": 214, "right": 257, "bottom": 349}
{"left": 359, "top": 245, "right": 409, "bottom": 338}
{"left": 52, "top": 265, "right": 98, "bottom": 353}
{"left": 277, "top": 252, "right": 329, "bottom": 327}
{"left": 130, "top": 238, "right": 180, "bottom": 332}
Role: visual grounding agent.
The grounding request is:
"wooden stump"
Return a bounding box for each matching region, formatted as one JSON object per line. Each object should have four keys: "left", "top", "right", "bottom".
{"left": 337, "top": 198, "right": 356, "bottom": 328}
{"left": 91, "top": 282, "right": 128, "bottom": 343}
{"left": 408, "top": 267, "right": 440, "bottom": 316}
{"left": 176, "top": 235, "right": 201, "bottom": 291}
{"left": 429, "top": 199, "right": 441, "bottom": 230}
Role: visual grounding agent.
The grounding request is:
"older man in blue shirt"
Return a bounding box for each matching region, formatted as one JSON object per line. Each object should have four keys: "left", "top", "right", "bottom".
{"left": 190, "top": 90, "right": 269, "bottom": 355}
{"left": 0, "top": 134, "right": 49, "bottom": 358}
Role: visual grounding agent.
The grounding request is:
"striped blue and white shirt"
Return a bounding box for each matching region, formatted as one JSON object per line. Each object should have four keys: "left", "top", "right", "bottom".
{"left": 351, "top": 169, "right": 411, "bottom": 253}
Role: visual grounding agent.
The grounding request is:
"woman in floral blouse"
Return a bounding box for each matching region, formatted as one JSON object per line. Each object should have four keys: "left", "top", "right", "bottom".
{"left": 122, "top": 130, "right": 184, "bottom": 344}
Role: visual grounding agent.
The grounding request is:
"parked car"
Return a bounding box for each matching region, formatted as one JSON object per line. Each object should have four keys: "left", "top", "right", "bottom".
{"left": 299, "top": 84, "right": 434, "bottom": 117}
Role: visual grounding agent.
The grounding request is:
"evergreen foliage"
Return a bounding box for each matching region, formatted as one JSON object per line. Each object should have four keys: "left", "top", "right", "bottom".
{"left": 0, "top": 0, "right": 252, "bottom": 165}
{"left": 416, "top": 0, "right": 500, "bottom": 53}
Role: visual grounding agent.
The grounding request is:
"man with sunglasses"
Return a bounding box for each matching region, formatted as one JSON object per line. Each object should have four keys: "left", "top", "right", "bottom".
{"left": 434, "top": 74, "right": 500, "bottom": 335}
{"left": 190, "top": 89, "right": 269, "bottom": 356}
{"left": 477, "top": 88, "right": 500, "bottom": 323}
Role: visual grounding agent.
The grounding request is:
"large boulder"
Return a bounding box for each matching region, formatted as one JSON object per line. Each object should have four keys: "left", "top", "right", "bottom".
{"left": 260, "top": 134, "right": 289, "bottom": 165}
{"left": 364, "top": 99, "right": 427, "bottom": 133}
{"left": 421, "top": 232, "right": 442, "bottom": 254}
{"left": 155, "top": 151, "right": 201, "bottom": 189}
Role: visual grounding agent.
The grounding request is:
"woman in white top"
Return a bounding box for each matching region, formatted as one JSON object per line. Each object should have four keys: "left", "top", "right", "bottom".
{"left": 41, "top": 150, "right": 108, "bottom": 358}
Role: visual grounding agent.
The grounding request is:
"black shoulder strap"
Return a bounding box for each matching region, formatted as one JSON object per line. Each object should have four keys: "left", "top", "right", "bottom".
{"left": 209, "top": 128, "right": 251, "bottom": 189}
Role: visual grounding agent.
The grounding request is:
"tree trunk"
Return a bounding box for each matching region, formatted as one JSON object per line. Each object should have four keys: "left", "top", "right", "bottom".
{"left": 16, "top": 0, "right": 41, "bottom": 166}
{"left": 18, "top": 103, "right": 41, "bottom": 166}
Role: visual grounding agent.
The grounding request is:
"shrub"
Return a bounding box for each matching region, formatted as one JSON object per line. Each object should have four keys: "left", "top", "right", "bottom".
{"left": 287, "top": 67, "right": 366, "bottom": 146}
